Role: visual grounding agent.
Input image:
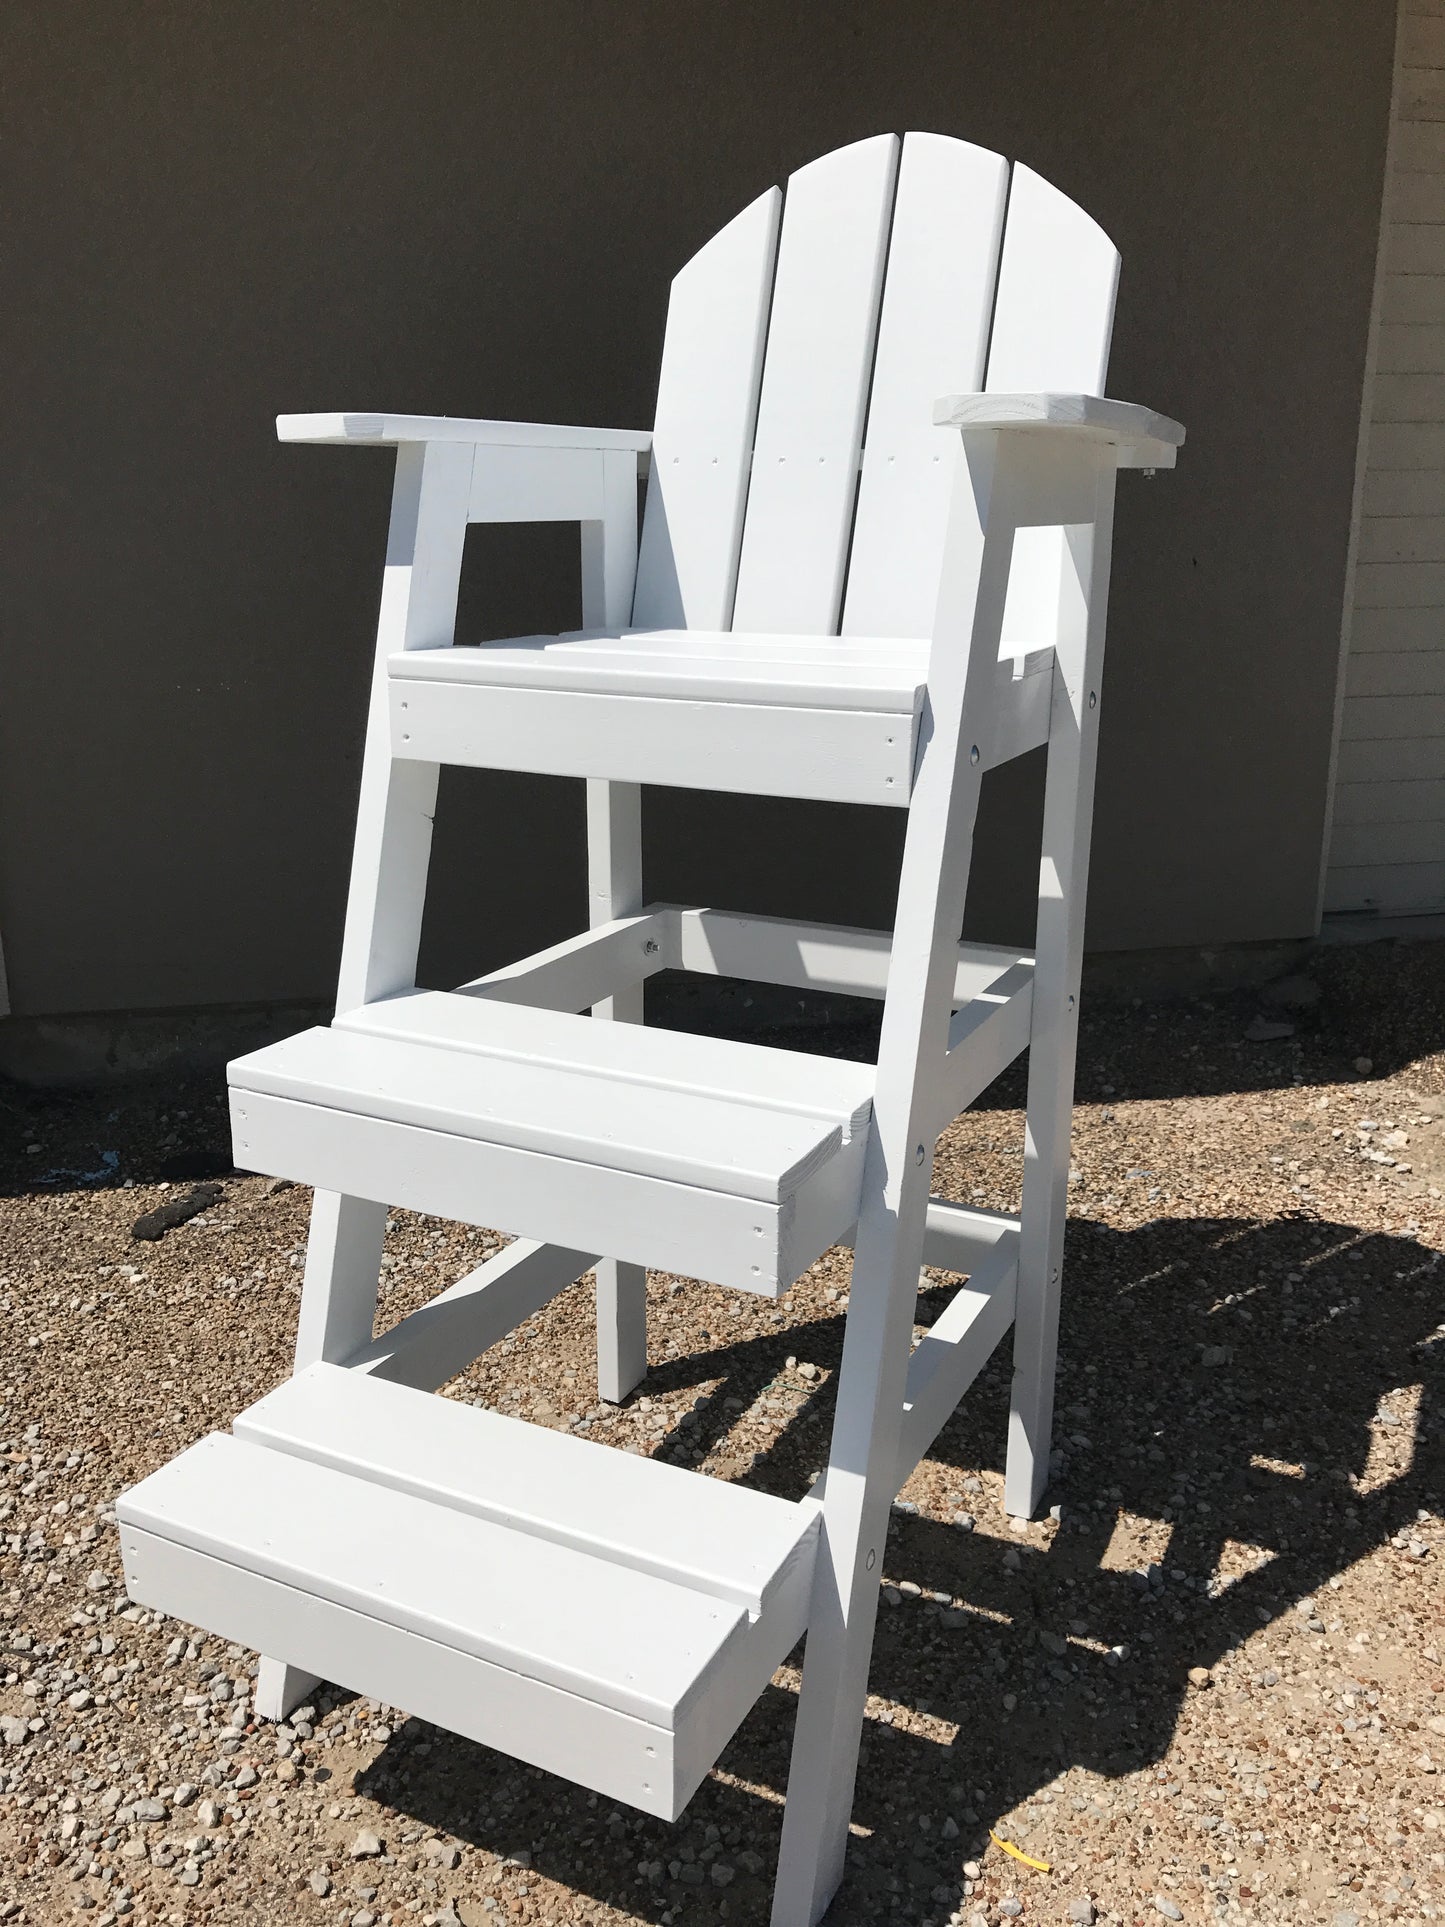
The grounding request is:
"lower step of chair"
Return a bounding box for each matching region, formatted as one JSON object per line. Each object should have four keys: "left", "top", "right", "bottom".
{"left": 117, "top": 1366, "right": 819, "bottom": 1819}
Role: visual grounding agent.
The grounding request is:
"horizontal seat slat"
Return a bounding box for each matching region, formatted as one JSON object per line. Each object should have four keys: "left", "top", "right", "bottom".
{"left": 231, "top": 1026, "right": 846, "bottom": 1202}
{"left": 339, "top": 989, "right": 874, "bottom": 1134}
{"left": 236, "top": 1364, "right": 818, "bottom": 1616}
{"left": 392, "top": 630, "right": 927, "bottom": 713}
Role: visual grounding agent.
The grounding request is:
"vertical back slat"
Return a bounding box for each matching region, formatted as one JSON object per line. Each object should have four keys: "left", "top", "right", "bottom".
{"left": 985, "top": 164, "right": 1121, "bottom": 654}
{"left": 632, "top": 187, "right": 781, "bottom": 631}
{"left": 731, "top": 135, "right": 899, "bottom": 634}
{"left": 842, "top": 135, "right": 1008, "bottom": 639}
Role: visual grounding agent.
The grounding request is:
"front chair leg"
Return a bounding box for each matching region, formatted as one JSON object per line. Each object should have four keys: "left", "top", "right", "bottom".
{"left": 255, "top": 1188, "right": 387, "bottom": 1722}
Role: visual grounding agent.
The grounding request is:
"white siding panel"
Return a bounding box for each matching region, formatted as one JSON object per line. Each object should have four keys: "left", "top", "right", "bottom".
{"left": 1349, "top": 604, "right": 1445, "bottom": 648}
{"left": 1345, "top": 647, "right": 1445, "bottom": 696}
{"left": 1375, "top": 319, "right": 1445, "bottom": 369}
{"left": 1357, "top": 514, "right": 1445, "bottom": 561}
{"left": 1329, "top": 7, "right": 1445, "bottom": 916}
{"left": 1361, "top": 467, "right": 1445, "bottom": 514}
{"left": 1381, "top": 272, "right": 1445, "bottom": 323}
{"left": 1340, "top": 692, "right": 1445, "bottom": 739}
{"left": 1334, "top": 776, "right": 1445, "bottom": 825}
{"left": 1331, "top": 818, "right": 1445, "bottom": 867}
{"left": 1325, "top": 861, "right": 1445, "bottom": 912}
{"left": 1337, "top": 735, "right": 1445, "bottom": 782}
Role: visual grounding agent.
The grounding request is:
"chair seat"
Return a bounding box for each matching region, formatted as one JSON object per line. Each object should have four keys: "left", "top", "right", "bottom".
{"left": 229, "top": 993, "right": 875, "bottom": 1292}
{"left": 396, "top": 628, "right": 930, "bottom": 710}
{"left": 387, "top": 628, "right": 1054, "bottom": 805}
{"left": 119, "top": 1364, "right": 820, "bottom": 1818}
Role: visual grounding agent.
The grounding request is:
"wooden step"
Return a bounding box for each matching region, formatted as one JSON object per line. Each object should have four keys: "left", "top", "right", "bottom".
{"left": 118, "top": 1372, "right": 818, "bottom": 1819}
{"left": 229, "top": 1014, "right": 871, "bottom": 1293}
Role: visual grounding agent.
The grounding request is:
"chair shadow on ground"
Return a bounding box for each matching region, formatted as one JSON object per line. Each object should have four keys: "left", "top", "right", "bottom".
{"left": 347, "top": 1208, "right": 1443, "bottom": 1924}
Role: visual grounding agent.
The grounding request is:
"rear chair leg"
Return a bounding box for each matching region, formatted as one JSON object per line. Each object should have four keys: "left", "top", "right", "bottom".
{"left": 587, "top": 776, "right": 648, "bottom": 1404}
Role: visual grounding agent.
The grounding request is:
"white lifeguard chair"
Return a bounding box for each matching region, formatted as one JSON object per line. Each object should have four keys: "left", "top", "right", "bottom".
{"left": 118, "top": 133, "right": 1181, "bottom": 1924}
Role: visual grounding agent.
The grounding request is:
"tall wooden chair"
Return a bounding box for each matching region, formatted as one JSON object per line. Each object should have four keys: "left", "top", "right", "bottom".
{"left": 118, "top": 133, "right": 1181, "bottom": 1924}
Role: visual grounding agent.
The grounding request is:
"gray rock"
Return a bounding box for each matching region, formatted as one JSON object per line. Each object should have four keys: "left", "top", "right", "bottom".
{"left": 350, "top": 1829, "right": 383, "bottom": 1859}
{"left": 134, "top": 1798, "right": 166, "bottom": 1823}
{"left": 309, "top": 1872, "right": 332, "bottom": 1898}
{"left": 171, "top": 1782, "right": 197, "bottom": 1807}
{"left": 0, "top": 1716, "right": 27, "bottom": 1746}
{"left": 1245, "top": 1013, "right": 1294, "bottom": 1043}
{"left": 1153, "top": 1899, "right": 1184, "bottom": 1921}
{"left": 233, "top": 1765, "right": 258, "bottom": 1789}
{"left": 999, "top": 1901, "right": 1023, "bottom": 1919}
{"left": 1068, "top": 1902, "right": 1097, "bottom": 1926}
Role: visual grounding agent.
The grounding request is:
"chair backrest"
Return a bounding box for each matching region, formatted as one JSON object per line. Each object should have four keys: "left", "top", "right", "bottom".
{"left": 631, "top": 132, "right": 1119, "bottom": 646}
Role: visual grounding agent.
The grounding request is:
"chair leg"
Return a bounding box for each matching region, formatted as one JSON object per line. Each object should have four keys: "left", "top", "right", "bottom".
{"left": 255, "top": 1188, "right": 387, "bottom": 1723}
{"left": 1004, "top": 499, "right": 1112, "bottom": 1521}
{"left": 770, "top": 1173, "right": 937, "bottom": 1927}
{"left": 587, "top": 777, "right": 648, "bottom": 1404}
{"left": 595, "top": 1258, "right": 648, "bottom": 1404}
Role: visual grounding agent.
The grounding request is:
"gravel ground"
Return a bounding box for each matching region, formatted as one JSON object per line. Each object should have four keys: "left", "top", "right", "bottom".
{"left": 0, "top": 940, "right": 1441, "bottom": 1927}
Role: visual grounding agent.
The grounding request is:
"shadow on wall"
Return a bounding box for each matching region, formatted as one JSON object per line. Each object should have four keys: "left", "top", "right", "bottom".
{"left": 344, "top": 1209, "right": 1441, "bottom": 1920}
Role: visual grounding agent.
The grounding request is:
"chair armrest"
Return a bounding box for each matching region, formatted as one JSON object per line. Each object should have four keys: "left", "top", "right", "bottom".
{"left": 277, "top": 412, "right": 653, "bottom": 458}
{"left": 932, "top": 393, "right": 1184, "bottom": 469}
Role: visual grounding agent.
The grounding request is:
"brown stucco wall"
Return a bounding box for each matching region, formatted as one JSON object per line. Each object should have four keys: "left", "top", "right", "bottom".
{"left": 0, "top": 2, "right": 1396, "bottom": 1018}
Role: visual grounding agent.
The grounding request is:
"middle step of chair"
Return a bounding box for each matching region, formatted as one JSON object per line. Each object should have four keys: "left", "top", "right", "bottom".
{"left": 118, "top": 1364, "right": 820, "bottom": 1818}
{"left": 228, "top": 993, "right": 876, "bottom": 1293}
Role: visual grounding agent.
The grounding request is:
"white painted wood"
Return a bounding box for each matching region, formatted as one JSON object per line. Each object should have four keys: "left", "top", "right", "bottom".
{"left": 929, "top": 959, "right": 1036, "bottom": 1135}
{"left": 985, "top": 166, "right": 1120, "bottom": 659}
{"left": 343, "top": 1238, "right": 597, "bottom": 1391}
{"left": 258, "top": 435, "right": 475, "bottom": 1725}
{"left": 336, "top": 441, "right": 473, "bottom": 1014}
{"left": 733, "top": 136, "right": 899, "bottom": 633}
{"left": 580, "top": 437, "right": 649, "bottom": 1404}
{"left": 229, "top": 1086, "right": 865, "bottom": 1295}
{"left": 933, "top": 392, "right": 1182, "bottom": 465}
{"left": 985, "top": 168, "right": 1120, "bottom": 396}
{"left": 466, "top": 446, "right": 606, "bottom": 524}
{"left": 123, "top": 1435, "right": 744, "bottom": 1723}
{"left": 667, "top": 906, "right": 1031, "bottom": 1004}
{"left": 1006, "top": 456, "right": 1117, "bottom": 1520}
{"left": 394, "top": 632, "right": 927, "bottom": 710}
{"left": 175, "top": 136, "right": 1170, "bottom": 1907}
{"left": 843, "top": 134, "right": 1007, "bottom": 637}
{"left": 337, "top": 990, "right": 874, "bottom": 1132}
{"left": 1346, "top": 645, "right": 1445, "bottom": 693}
{"left": 461, "top": 910, "right": 668, "bottom": 1013}
{"left": 234, "top": 1025, "right": 854, "bottom": 1201}
{"left": 236, "top": 1363, "right": 818, "bottom": 1617}
{"left": 773, "top": 429, "right": 1025, "bottom": 1926}
{"left": 133, "top": 1527, "right": 687, "bottom": 1816}
{"left": 278, "top": 413, "right": 652, "bottom": 453}
{"left": 389, "top": 677, "right": 918, "bottom": 806}
{"left": 893, "top": 1232, "right": 1019, "bottom": 1488}
{"left": 919, "top": 1198, "right": 1023, "bottom": 1273}
{"left": 633, "top": 189, "right": 780, "bottom": 630}
{"left": 122, "top": 1437, "right": 813, "bottom": 1819}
